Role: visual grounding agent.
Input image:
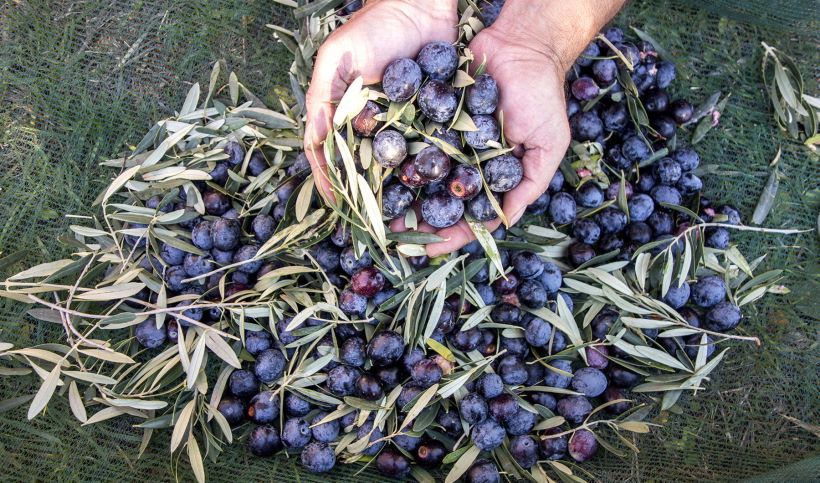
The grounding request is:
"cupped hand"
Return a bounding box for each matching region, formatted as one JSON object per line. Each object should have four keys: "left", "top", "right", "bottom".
{"left": 304, "top": 0, "right": 458, "bottom": 201}
{"left": 424, "top": 23, "right": 571, "bottom": 257}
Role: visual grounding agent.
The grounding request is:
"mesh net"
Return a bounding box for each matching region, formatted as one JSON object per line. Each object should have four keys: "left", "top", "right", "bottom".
{"left": 0, "top": 1, "right": 818, "bottom": 481}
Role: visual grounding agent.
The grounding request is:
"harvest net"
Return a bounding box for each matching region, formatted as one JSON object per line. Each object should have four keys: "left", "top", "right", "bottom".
{"left": 0, "top": 1, "right": 817, "bottom": 481}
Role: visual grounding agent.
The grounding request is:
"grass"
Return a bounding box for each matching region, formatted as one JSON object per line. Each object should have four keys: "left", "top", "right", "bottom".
{"left": 0, "top": 1, "right": 817, "bottom": 481}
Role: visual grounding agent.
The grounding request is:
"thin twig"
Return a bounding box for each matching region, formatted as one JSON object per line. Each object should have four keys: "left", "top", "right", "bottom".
{"left": 25, "top": 294, "right": 239, "bottom": 341}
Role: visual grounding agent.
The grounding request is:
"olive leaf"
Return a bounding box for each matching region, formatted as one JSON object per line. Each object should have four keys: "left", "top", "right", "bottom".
{"left": 333, "top": 77, "right": 368, "bottom": 128}
{"left": 751, "top": 148, "right": 781, "bottom": 225}
{"left": 400, "top": 383, "right": 438, "bottom": 431}
{"left": 27, "top": 365, "right": 61, "bottom": 420}
{"left": 444, "top": 444, "right": 480, "bottom": 483}
{"left": 761, "top": 42, "right": 818, "bottom": 143}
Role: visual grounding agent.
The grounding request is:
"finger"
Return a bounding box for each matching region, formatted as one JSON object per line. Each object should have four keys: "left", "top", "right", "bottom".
{"left": 502, "top": 146, "right": 557, "bottom": 225}
{"left": 426, "top": 218, "right": 502, "bottom": 258}
{"left": 389, "top": 217, "right": 406, "bottom": 233}
{"left": 304, "top": 41, "right": 353, "bottom": 202}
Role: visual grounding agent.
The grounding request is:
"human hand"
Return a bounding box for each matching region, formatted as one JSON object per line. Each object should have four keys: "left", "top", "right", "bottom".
{"left": 304, "top": 0, "right": 459, "bottom": 201}
{"left": 423, "top": 20, "right": 571, "bottom": 257}
{"left": 423, "top": 0, "right": 627, "bottom": 257}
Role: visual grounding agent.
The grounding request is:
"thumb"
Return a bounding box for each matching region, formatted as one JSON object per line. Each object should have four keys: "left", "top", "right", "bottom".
{"left": 304, "top": 41, "right": 355, "bottom": 203}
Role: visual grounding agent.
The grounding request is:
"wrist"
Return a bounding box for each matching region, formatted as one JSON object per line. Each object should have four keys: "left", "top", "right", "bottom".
{"left": 490, "top": 0, "right": 625, "bottom": 72}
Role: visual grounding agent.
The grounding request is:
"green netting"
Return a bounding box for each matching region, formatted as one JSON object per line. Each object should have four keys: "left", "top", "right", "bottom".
{"left": 0, "top": 1, "right": 818, "bottom": 481}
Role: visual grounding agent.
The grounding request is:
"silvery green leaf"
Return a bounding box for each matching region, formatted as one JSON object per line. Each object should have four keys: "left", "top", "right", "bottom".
{"left": 426, "top": 255, "right": 467, "bottom": 290}
{"left": 548, "top": 460, "right": 584, "bottom": 482}
{"left": 155, "top": 209, "right": 201, "bottom": 226}
{"left": 450, "top": 110, "right": 478, "bottom": 132}
{"left": 231, "top": 107, "right": 295, "bottom": 129}
{"left": 293, "top": 387, "right": 343, "bottom": 407}
{"left": 595, "top": 260, "right": 631, "bottom": 273}
{"left": 357, "top": 174, "right": 387, "bottom": 247}
{"left": 314, "top": 407, "right": 357, "bottom": 429}
{"left": 400, "top": 384, "right": 438, "bottom": 431}
{"left": 426, "top": 337, "right": 456, "bottom": 363}
{"left": 525, "top": 225, "right": 568, "bottom": 239}
{"left": 204, "top": 333, "right": 241, "bottom": 369}
{"left": 387, "top": 231, "right": 446, "bottom": 244}
{"left": 63, "top": 371, "right": 118, "bottom": 385}
{"left": 601, "top": 286, "right": 652, "bottom": 315}
{"left": 608, "top": 336, "right": 690, "bottom": 372}
{"left": 620, "top": 317, "right": 676, "bottom": 329}
{"left": 290, "top": 374, "right": 327, "bottom": 388}
{"left": 287, "top": 303, "right": 341, "bottom": 331}
{"left": 694, "top": 333, "right": 709, "bottom": 370}
{"left": 690, "top": 348, "right": 729, "bottom": 382}
{"left": 562, "top": 277, "right": 605, "bottom": 296}
{"left": 285, "top": 325, "right": 333, "bottom": 349}
{"left": 107, "top": 398, "right": 167, "bottom": 411}
{"left": 442, "top": 445, "right": 471, "bottom": 465}
{"left": 102, "top": 165, "right": 143, "bottom": 202}
{"left": 500, "top": 328, "right": 525, "bottom": 338}
{"left": 631, "top": 237, "right": 673, "bottom": 259}
{"left": 77, "top": 349, "right": 135, "bottom": 364}
{"left": 460, "top": 305, "right": 494, "bottom": 331}
{"left": 725, "top": 246, "right": 753, "bottom": 277}
{"left": 587, "top": 267, "right": 633, "bottom": 295}
{"left": 26, "top": 309, "right": 63, "bottom": 324}
{"left": 737, "top": 269, "right": 781, "bottom": 295}
{"left": 453, "top": 70, "right": 475, "bottom": 88}
{"left": 658, "top": 202, "right": 703, "bottom": 223}
{"left": 494, "top": 445, "right": 525, "bottom": 481}
{"left": 645, "top": 373, "right": 690, "bottom": 383}
{"left": 438, "top": 359, "right": 492, "bottom": 399}
{"left": 444, "top": 445, "right": 480, "bottom": 483}
{"left": 141, "top": 124, "right": 197, "bottom": 168}
{"left": 295, "top": 177, "right": 315, "bottom": 222}
{"left": 658, "top": 328, "right": 700, "bottom": 338}
{"left": 333, "top": 77, "right": 367, "bottom": 127}
{"left": 634, "top": 252, "right": 651, "bottom": 291}
{"left": 186, "top": 333, "right": 208, "bottom": 389}
{"left": 180, "top": 83, "right": 201, "bottom": 116}
{"left": 661, "top": 389, "right": 683, "bottom": 410}
{"left": 752, "top": 150, "right": 781, "bottom": 225}
{"left": 170, "top": 399, "right": 195, "bottom": 452}
{"left": 66, "top": 381, "right": 87, "bottom": 424}
{"left": 229, "top": 72, "right": 239, "bottom": 105}
{"left": 83, "top": 406, "right": 129, "bottom": 426}
{"left": 358, "top": 136, "right": 373, "bottom": 170}
{"left": 618, "top": 177, "right": 630, "bottom": 217}
{"left": 397, "top": 244, "right": 427, "bottom": 257}
{"left": 69, "top": 225, "right": 109, "bottom": 238}
{"left": 76, "top": 282, "right": 145, "bottom": 302}
{"left": 343, "top": 397, "right": 385, "bottom": 412}
{"left": 738, "top": 285, "right": 768, "bottom": 307}
{"left": 533, "top": 415, "right": 566, "bottom": 431}
{"left": 618, "top": 421, "right": 651, "bottom": 433}
{"left": 207, "top": 366, "right": 233, "bottom": 421}
{"left": 466, "top": 219, "right": 504, "bottom": 274}
{"left": 27, "top": 365, "right": 60, "bottom": 420}
{"left": 423, "top": 283, "right": 447, "bottom": 342}
{"left": 678, "top": 236, "right": 692, "bottom": 289}
{"left": 633, "top": 345, "right": 690, "bottom": 372}
{"left": 661, "top": 253, "right": 674, "bottom": 298}
{"left": 297, "top": 353, "right": 335, "bottom": 378}
{"left": 632, "top": 381, "right": 691, "bottom": 393}
{"left": 411, "top": 467, "right": 436, "bottom": 483}
{"left": 581, "top": 301, "right": 605, "bottom": 329}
